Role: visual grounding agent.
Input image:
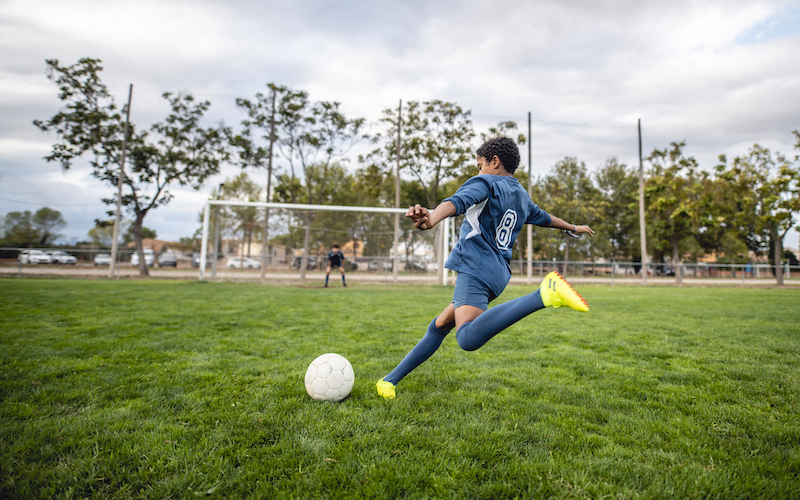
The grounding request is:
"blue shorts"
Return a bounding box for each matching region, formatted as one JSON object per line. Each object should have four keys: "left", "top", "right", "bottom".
{"left": 452, "top": 273, "right": 496, "bottom": 311}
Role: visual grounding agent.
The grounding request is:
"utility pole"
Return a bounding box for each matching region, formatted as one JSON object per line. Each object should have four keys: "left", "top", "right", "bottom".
{"left": 109, "top": 84, "right": 133, "bottom": 279}
{"left": 638, "top": 118, "right": 648, "bottom": 285}
{"left": 526, "top": 111, "right": 533, "bottom": 284}
{"left": 260, "top": 87, "right": 277, "bottom": 280}
{"left": 392, "top": 99, "right": 402, "bottom": 283}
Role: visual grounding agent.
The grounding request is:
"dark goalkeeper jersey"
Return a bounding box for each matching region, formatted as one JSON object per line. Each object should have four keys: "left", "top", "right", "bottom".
{"left": 443, "top": 175, "right": 551, "bottom": 297}
{"left": 328, "top": 251, "right": 345, "bottom": 267}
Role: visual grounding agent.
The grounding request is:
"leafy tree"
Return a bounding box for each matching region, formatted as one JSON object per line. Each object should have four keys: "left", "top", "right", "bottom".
{"left": 364, "top": 100, "right": 474, "bottom": 276}
{"left": 0, "top": 208, "right": 66, "bottom": 247}
{"left": 593, "top": 159, "right": 638, "bottom": 260}
{"left": 397, "top": 100, "right": 474, "bottom": 207}
{"left": 691, "top": 162, "right": 751, "bottom": 267}
{"left": 718, "top": 139, "right": 800, "bottom": 285}
{"left": 537, "top": 157, "right": 599, "bottom": 269}
{"left": 220, "top": 172, "right": 263, "bottom": 260}
{"left": 34, "top": 58, "right": 228, "bottom": 276}
{"left": 232, "top": 84, "right": 292, "bottom": 270}
{"left": 479, "top": 120, "right": 527, "bottom": 146}
{"left": 1, "top": 211, "right": 38, "bottom": 247}
{"left": 89, "top": 219, "right": 120, "bottom": 248}
{"left": 267, "top": 88, "right": 366, "bottom": 279}
{"left": 123, "top": 222, "right": 156, "bottom": 243}
{"left": 645, "top": 141, "right": 703, "bottom": 282}
{"left": 272, "top": 162, "right": 356, "bottom": 254}
{"left": 31, "top": 207, "right": 67, "bottom": 246}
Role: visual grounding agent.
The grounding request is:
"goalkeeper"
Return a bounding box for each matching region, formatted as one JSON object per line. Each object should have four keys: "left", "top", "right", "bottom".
{"left": 376, "top": 137, "right": 594, "bottom": 400}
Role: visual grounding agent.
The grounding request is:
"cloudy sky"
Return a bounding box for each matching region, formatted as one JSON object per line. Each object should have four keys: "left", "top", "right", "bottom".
{"left": 1, "top": 0, "right": 799, "bottom": 248}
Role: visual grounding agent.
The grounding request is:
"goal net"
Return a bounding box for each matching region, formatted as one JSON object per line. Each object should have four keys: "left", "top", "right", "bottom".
{"left": 199, "top": 201, "right": 449, "bottom": 282}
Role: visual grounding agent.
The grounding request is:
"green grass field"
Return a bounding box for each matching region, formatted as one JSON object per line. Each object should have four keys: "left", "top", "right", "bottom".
{"left": 1, "top": 279, "right": 798, "bottom": 499}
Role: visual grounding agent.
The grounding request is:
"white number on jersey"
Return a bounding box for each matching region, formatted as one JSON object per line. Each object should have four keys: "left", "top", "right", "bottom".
{"left": 495, "top": 209, "right": 517, "bottom": 250}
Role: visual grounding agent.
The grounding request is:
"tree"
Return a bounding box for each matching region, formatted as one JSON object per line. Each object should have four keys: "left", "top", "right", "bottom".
{"left": 31, "top": 207, "right": 67, "bottom": 246}
{"left": 593, "top": 159, "right": 638, "bottom": 260}
{"left": 692, "top": 161, "right": 751, "bottom": 267}
{"left": 271, "top": 162, "right": 359, "bottom": 262}
{"left": 718, "top": 139, "right": 800, "bottom": 285}
{"left": 537, "top": 158, "right": 599, "bottom": 271}
{"left": 88, "top": 220, "right": 116, "bottom": 248}
{"left": 1, "top": 211, "right": 38, "bottom": 247}
{"left": 34, "top": 58, "right": 228, "bottom": 276}
{"left": 479, "top": 120, "right": 527, "bottom": 147}
{"left": 645, "top": 141, "right": 704, "bottom": 283}
{"left": 220, "top": 172, "right": 263, "bottom": 262}
{"left": 269, "top": 88, "right": 367, "bottom": 279}
{"left": 123, "top": 222, "right": 156, "bottom": 243}
{"left": 233, "top": 84, "right": 290, "bottom": 271}
{"left": 365, "top": 100, "right": 474, "bottom": 278}
{"left": 0, "top": 208, "right": 66, "bottom": 247}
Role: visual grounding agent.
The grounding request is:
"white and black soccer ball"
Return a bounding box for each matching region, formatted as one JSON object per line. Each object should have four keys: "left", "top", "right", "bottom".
{"left": 304, "top": 353, "right": 355, "bottom": 402}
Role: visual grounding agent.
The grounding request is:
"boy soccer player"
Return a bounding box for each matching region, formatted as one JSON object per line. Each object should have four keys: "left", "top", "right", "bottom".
{"left": 325, "top": 244, "right": 346, "bottom": 288}
{"left": 376, "top": 137, "right": 594, "bottom": 399}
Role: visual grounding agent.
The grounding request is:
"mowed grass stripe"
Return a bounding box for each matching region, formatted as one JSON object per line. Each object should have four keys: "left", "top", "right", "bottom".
{"left": 1, "top": 279, "right": 798, "bottom": 499}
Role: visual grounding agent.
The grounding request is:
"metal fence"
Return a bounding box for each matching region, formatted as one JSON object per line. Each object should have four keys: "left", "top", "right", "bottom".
{"left": 509, "top": 259, "right": 799, "bottom": 282}
{"left": 2, "top": 246, "right": 798, "bottom": 283}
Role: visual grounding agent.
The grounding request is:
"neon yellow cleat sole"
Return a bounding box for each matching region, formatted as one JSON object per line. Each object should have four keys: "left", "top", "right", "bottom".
{"left": 376, "top": 378, "right": 396, "bottom": 400}
{"left": 540, "top": 271, "right": 589, "bottom": 312}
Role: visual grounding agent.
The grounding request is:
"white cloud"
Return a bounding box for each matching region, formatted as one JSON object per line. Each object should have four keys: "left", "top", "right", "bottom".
{"left": 1, "top": 0, "right": 799, "bottom": 246}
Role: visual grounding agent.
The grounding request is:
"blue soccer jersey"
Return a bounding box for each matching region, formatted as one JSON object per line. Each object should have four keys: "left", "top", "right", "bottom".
{"left": 443, "top": 175, "right": 551, "bottom": 296}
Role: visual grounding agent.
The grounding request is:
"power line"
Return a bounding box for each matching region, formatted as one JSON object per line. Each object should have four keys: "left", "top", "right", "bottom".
{"left": 0, "top": 75, "right": 51, "bottom": 86}
{"left": 0, "top": 196, "right": 103, "bottom": 208}
{"left": 474, "top": 113, "right": 637, "bottom": 130}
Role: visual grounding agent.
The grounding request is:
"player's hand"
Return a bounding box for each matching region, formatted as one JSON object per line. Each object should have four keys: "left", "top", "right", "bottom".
{"left": 406, "top": 204, "right": 432, "bottom": 230}
{"left": 576, "top": 225, "right": 595, "bottom": 237}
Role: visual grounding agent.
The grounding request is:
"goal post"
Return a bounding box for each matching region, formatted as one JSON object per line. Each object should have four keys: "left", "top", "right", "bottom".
{"left": 198, "top": 200, "right": 452, "bottom": 284}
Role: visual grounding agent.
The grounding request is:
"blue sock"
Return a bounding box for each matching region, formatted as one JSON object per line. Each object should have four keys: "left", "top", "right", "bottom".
{"left": 455, "top": 289, "right": 545, "bottom": 351}
{"left": 325, "top": 275, "right": 329, "bottom": 286}
{"left": 342, "top": 275, "right": 346, "bottom": 285}
{"left": 384, "top": 317, "right": 455, "bottom": 385}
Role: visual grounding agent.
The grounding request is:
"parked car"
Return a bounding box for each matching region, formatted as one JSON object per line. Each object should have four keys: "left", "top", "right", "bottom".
{"left": 404, "top": 261, "right": 427, "bottom": 272}
{"left": 94, "top": 253, "right": 112, "bottom": 266}
{"left": 227, "top": 256, "right": 261, "bottom": 269}
{"left": 292, "top": 256, "right": 318, "bottom": 270}
{"left": 656, "top": 265, "right": 675, "bottom": 277}
{"left": 48, "top": 250, "right": 77, "bottom": 264}
{"left": 18, "top": 250, "right": 52, "bottom": 264}
{"left": 158, "top": 251, "right": 178, "bottom": 268}
{"left": 191, "top": 252, "right": 212, "bottom": 268}
{"left": 368, "top": 259, "right": 392, "bottom": 271}
{"left": 130, "top": 248, "right": 155, "bottom": 267}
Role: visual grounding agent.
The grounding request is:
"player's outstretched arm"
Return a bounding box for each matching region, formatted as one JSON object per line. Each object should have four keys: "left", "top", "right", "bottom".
{"left": 406, "top": 201, "right": 456, "bottom": 230}
{"left": 548, "top": 215, "right": 595, "bottom": 237}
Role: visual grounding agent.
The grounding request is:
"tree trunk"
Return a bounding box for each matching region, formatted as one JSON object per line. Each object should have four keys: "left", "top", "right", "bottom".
{"left": 772, "top": 226, "right": 784, "bottom": 286}
{"left": 299, "top": 213, "right": 312, "bottom": 282}
{"left": 672, "top": 236, "right": 682, "bottom": 286}
{"left": 247, "top": 227, "right": 252, "bottom": 257}
{"left": 564, "top": 238, "right": 570, "bottom": 277}
{"left": 133, "top": 214, "right": 149, "bottom": 277}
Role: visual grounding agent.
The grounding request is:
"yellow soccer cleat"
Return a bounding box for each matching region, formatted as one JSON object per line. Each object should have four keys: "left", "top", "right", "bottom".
{"left": 539, "top": 271, "right": 589, "bottom": 312}
{"left": 376, "top": 378, "right": 396, "bottom": 400}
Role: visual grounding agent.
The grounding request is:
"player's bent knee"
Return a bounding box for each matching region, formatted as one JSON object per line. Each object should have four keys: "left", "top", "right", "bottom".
{"left": 455, "top": 322, "right": 481, "bottom": 351}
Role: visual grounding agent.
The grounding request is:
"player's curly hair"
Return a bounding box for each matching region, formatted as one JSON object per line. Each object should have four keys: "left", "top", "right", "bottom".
{"left": 476, "top": 137, "right": 521, "bottom": 174}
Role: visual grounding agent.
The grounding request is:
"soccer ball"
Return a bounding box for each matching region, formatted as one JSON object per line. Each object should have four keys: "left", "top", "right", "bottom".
{"left": 304, "top": 353, "right": 355, "bottom": 402}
